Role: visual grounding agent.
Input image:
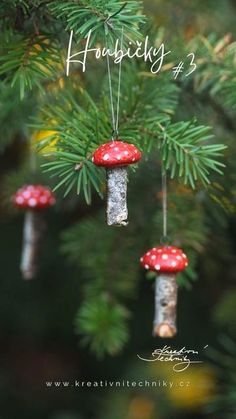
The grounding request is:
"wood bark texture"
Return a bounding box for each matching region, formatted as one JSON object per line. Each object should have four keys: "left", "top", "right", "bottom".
{"left": 106, "top": 167, "right": 128, "bottom": 226}
{"left": 153, "top": 273, "right": 178, "bottom": 338}
{"left": 20, "top": 210, "right": 45, "bottom": 280}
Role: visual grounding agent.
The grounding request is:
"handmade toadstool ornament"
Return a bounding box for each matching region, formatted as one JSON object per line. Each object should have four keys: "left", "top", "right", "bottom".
{"left": 140, "top": 246, "right": 188, "bottom": 338}
{"left": 13, "top": 185, "right": 55, "bottom": 280}
{"left": 92, "top": 140, "right": 142, "bottom": 226}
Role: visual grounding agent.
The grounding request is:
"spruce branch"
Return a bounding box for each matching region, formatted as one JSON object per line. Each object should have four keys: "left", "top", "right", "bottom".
{"left": 158, "top": 120, "right": 226, "bottom": 188}
{"left": 185, "top": 34, "right": 236, "bottom": 114}
{"left": 0, "top": 34, "right": 62, "bottom": 99}
{"left": 32, "top": 72, "right": 179, "bottom": 200}
{"left": 32, "top": 67, "right": 226, "bottom": 200}
{"left": 49, "top": 0, "right": 145, "bottom": 44}
{"left": 62, "top": 215, "right": 139, "bottom": 356}
{"left": 0, "top": 81, "right": 34, "bottom": 151}
{"left": 75, "top": 295, "right": 129, "bottom": 357}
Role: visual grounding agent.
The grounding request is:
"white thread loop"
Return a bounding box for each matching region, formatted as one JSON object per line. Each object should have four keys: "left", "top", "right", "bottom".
{"left": 116, "top": 27, "right": 123, "bottom": 133}
{"left": 104, "top": 25, "right": 124, "bottom": 140}
{"left": 105, "top": 48, "right": 116, "bottom": 133}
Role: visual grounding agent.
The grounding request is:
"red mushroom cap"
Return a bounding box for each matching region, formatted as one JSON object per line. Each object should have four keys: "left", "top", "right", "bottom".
{"left": 92, "top": 140, "right": 142, "bottom": 167}
{"left": 140, "top": 246, "right": 188, "bottom": 273}
{"left": 13, "top": 185, "right": 56, "bottom": 210}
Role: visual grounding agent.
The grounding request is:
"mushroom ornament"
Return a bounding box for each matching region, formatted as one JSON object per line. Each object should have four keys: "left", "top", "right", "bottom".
{"left": 140, "top": 246, "right": 189, "bottom": 338}
{"left": 92, "top": 140, "right": 142, "bottom": 226}
{"left": 13, "top": 185, "right": 55, "bottom": 280}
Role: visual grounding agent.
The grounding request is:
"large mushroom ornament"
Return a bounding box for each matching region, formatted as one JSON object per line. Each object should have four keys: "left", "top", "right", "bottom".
{"left": 140, "top": 246, "right": 189, "bottom": 338}
{"left": 92, "top": 140, "right": 142, "bottom": 226}
{"left": 13, "top": 185, "right": 55, "bottom": 280}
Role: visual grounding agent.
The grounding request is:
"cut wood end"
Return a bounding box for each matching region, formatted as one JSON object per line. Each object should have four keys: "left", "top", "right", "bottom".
{"left": 21, "top": 269, "right": 36, "bottom": 281}
{"left": 154, "top": 323, "right": 177, "bottom": 338}
{"left": 107, "top": 219, "right": 129, "bottom": 227}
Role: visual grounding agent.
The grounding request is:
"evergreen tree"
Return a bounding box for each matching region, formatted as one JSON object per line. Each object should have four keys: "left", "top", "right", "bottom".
{"left": 1, "top": 1, "right": 236, "bottom": 417}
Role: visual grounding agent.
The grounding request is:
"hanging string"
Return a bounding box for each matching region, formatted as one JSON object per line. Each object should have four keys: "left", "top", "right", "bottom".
{"left": 105, "top": 45, "right": 116, "bottom": 134}
{"left": 104, "top": 25, "right": 124, "bottom": 140}
{"left": 115, "top": 27, "right": 123, "bottom": 134}
{"left": 161, "top": 165, "right": 168, "bottom": 242}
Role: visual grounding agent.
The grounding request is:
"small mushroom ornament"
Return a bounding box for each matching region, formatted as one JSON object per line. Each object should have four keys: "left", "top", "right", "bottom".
{"left": 92, "top": 140, "right": 142, "bottom": 226}
{"left": 13, "top": 185, "right": 55, "bottom": 280}
{"left": 140, "top": 246, "right": 188, "bottom": 338}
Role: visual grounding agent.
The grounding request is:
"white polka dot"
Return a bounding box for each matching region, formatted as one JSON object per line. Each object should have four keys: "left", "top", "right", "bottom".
{"left": 183, "top": 254, "right": 187, "bottom": 259}
{"left": 114, "top": 147, "right": 119, "bottom": 151}
{"left": 162, "top": 254, "right": 168, "bottom": 260}
{"left": 185, "top": 262, "right": 188, "bottom": 267}
{"left": 151, "top": 255, "right": 156, "bottom": 260}
{"left": 144, "top": 264, "right": 149, "bottom": 270}
{"left": 155, "top": 264, "right": 161, "bottom": 270}
{"left": 157, "top": 249, "right": 162, "bottom": 253}
{"left": 147, "top": 252, "right": 151, "bottom": 256}
{"left": 23, "top": 191, "right": 31, "bottom": 199}
{"left": 176, "top": 255, "right": 182, "bottom": 260}
{"left": 132, "top": 158, "right": 136, "bottom": 161}
{"left": 124, "top": 151, "right": 129, "bottom": 155}
{"left": 16, "top": 196, "right": 24, "bottom": 204}
{"left": 140, "top": 257, "right": 143, "bottom": 262}
{"left": 92, "top": 157, "right": 94, "bottom": 162}
{"left": 103, "top": 154, "right": 110, "bottom": 161}
{"left": 171, "top": 249, "right": 177, "bottom": 253}
{"left": 135, "top": 150, "right": 138, "bottom": 154}
{"left": 172, "top": 261, "right": 177, "bottom": 267}
{"left": 28, "top": 198, "right": 37, "bottom": 207}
